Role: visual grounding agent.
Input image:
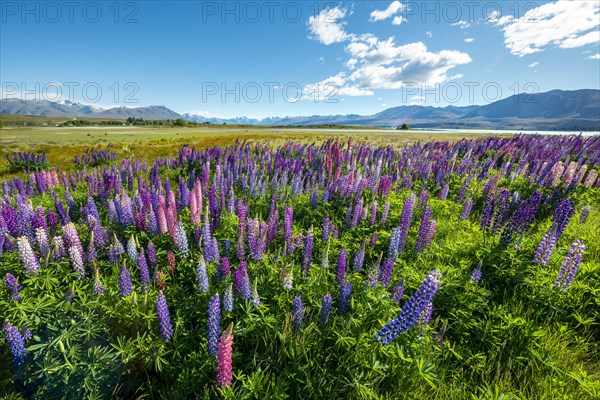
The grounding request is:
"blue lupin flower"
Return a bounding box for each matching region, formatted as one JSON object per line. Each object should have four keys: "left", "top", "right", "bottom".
{"left": 207, "top": 294, "right": 221, "bottom": 356}
{"left": 375, "top": 269, "right": 442, "bottom": 346}
{"left": 197, "top": 255, "right": 209, "bottom": 293}
{"left": 2, "top": 322, "right": 28, "bottom": 367}
{"left": 320, "top": 293, "right": 332, "bottom": 325}
{"left": 292, "top": 296, "right": 303, "bottom": 330}
{"left": 155, "top": 290, "right": 173, "bottom": 342}
{"left": 339, "top": 279, "right": 352, "bottom": 315}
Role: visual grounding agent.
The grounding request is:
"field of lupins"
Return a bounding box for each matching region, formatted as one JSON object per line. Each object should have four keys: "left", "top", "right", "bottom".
{"left": 1, "top": 135, "right": 599, "bottom": 399}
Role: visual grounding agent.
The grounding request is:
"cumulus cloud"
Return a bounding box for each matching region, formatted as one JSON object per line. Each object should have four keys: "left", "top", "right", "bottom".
{"left": 370, "top": 1, "right": 404, "bottom": 22}
{"left": 590, "top": 53, "right": 600, "bottom": 60}
{"left": 392, "top": 16, "right": 407, "bottom": 25}
{"left": 303, "top": 2, "right": 471, "bottom": 99}
{"left": 491, "top": 0, "right": 600, "bottom": 57}
{"left": 307, "top": 6, "right": 349, "bottom": 45}
{"left": 464, "top": 38, "right": 474, "bottom": 43}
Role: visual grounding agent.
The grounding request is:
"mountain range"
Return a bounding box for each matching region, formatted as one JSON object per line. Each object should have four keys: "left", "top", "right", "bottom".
{"left": 2, "top": 89, "right": 599, "bottom": 130}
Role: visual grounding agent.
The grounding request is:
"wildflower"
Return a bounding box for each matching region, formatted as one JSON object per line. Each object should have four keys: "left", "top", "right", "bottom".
{"left": 320, "top": 294, "right": 332, "bottom": 325}
{"left": 174, "top": 220, "right": 189, "bottom": 258}
{"left": 119, "top": 264, "right": 132, "bottom": 297}
{"left": 379, "top": 257, "right": 394, "bottom": 287}
{"left": 336, "top": 247, "right": 347, "bottom": 284}
{"left": 292, "top": 296, "right": 303, "bottom": 330}
{"left": 138, "top": 249, "right": 151, "bottom": 292}
{"left": 2, "top": 322, "right": 28, "bottom": 367}
{"left": 391, "top": 280, "right": 404, "bottom": 302}
{"left": 555, "top": 240, "right": 585, "bottom": 290}
{"left": 339, "top": 279, "right": 352, "bottom": 315}
{"left": 252, "top": 278, "right": 260, "bottom": 308}
{"left": 470, "top": 261, "right": 482, "bottom": 284}
{"left": 233, "top": 262, "right": 251, "bottom": 299}
{"left": 216, "top": 324, "right": 234, "bottom": 387}
{"left": 93, "top": 270, "right": 105, "bottom": 295}
{"left": 127, "top": 235, "right": 138, "bottom": 262}
{"left": 207, "top": 294, "right": 221, "bottom": 356}
{"left": 353, "top": 240, "right": 366, "bottom": 272}
{"left": 197, "top": 255, "right": 209, "bottom": 293}
{"left": 68, "top": 245, "right": 85, "bottom": 280}
{"left": 533, "top": 231, "right": 557, "bottom": 267}
{"left": 580, "top": 206, "right": 590, "bottom": 224}
{"left": 16, "top": 236, "right": 40, "bottom": 275}
{"left": 223, "top": 284, "right": 233, "bottom": 312}
{"left": 460, "top": 198, "right": 473, "bottom": 220}
{"left": 375, "top": 270, "right": 442, "bottom": 346}
{"left": 5, "top": 273, "right": 22, "bottom": 301}
{"left": 155, "top": 290, "right": 173, "bottom": 342}
{"left": 282, "top": 269, "right": 293, "bottom": 290}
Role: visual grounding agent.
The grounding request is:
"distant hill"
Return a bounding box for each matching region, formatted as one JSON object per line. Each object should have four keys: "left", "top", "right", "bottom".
{"left": 2, "top": 89, "right": 599, "bottom": 130}
{"left": 0, "top": 99, "right": 182, "bottom": 120}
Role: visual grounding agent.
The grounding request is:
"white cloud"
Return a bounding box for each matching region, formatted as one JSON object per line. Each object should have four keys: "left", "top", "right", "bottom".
{"left": 528, "top": 62, "right": 539, "bottom": 68}
{"left": 452, "top": 20, "right": 471, "bottom": 29}
{"left": 307, "top": 6, "right": 349, "bottom": 45}
{"left": 464, "top": 38, "right": 474, "bottom": 43}
{"left": 590, "top": 53, "right": 600, "bottom": 59}
{"left": 491, "top": 0, "right": 600, "bottom": 57}
{"left": 304, "top": 4, "right": 471, "bottom": 98}
{"left": 392, "top": 16, "right": 407, "bottom": 25}
{"left": 425, "top": 31, "right": 433, "bottom": 38}
{"left": 370, "top": 1, "right": 404, "bottom": 22}
{"left": 302, "top": 73, "right": 373, "bottom": 101}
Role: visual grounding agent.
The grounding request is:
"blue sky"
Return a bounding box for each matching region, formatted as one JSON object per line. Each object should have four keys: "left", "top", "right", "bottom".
{"left": 1, "top": 0, "right": 599, "bottom": 118}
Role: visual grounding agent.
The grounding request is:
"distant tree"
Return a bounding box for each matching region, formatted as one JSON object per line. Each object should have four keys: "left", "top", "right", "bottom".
{"left": 397, "top": 123, "right": 410, "bottom": 130}
{"left": 174, "top": 118, "right": 187, "bottom": 126}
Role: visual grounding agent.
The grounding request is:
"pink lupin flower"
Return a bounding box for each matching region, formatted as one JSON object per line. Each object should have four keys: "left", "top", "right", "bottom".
{"left": 216, "top": 323, "right": 234, "bottom": 388}
{"left": 157, "top": 204, "right": 168, "bottom": 234}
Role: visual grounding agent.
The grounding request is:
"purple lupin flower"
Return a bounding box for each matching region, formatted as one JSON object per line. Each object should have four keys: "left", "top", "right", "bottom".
{"left": 460, "top": 198, "right": 473, "bottom": 220}
{"left": 353, "top": 239, "right": 366, "bottom": 272}
{"left": 375, "top": 269, "right": 442, "bottom": 346}
{"left": 220, "top": 257, "right": 231, "bottom": 279}
{"left": 292, "top": 295, "right": 303, "bottom": 330}
{"left": 233, "top": 261, "right": 252, "bottom": 299}
{"left": 370, "top": 232, "right": 377, "bottom": 247}
{"left": 138, "top": 249, "right": 151, "bottom": 292}
{"left": 155, "top": 290, "right": 173, "bottom": 342}
{"left": 284, "top": 206, "right": 294, "bottom": 254}
{"left": 552, "top": 198, "right": 575, "bottom": 239}
{"left": 470, "top": 261, "right": 482, "bottom": 284}
{"left": 17, "top": 236, "right": 40, "bottom": 275}
{"left": 147, "top": 241, "right": 158, "bottom": 267}
{"left": 415, "top": 205, "right": 432, "bottom": 252}
{"left": 391, "top": 280, "right": 404, "bottom": 302}
{"left": 580, "top": 206, "right": 590, "bottom": 224}
{"left": 533, "top": 231, "right": 557, "bottom": 267}
{"left": 379, "top": 257, "right": 394, "bottom": 287}
{"left": 338, "top": 279, "right": 352, "bottom": 315}
{"left": 336, "top": 247, "right": 347, "bottom": 284}
{"left": 52, "top": 235, "right": 65, "bottom": 261}
{"left": 320, "top": 293, "right": 332, "bottom": 325}
{"left": 302, "top": 230, "right": 314, "bottom": 277}
{"left": 207, "top": 294, "right": 221, "bottom": 356}
{"left": 2, "top": 322, "right": 28, "bottom": 367}
{"left": 398, "top": 193, "right": 416, "bottom": 252}
{"left": 5, "top": 273, "right": 22, "bottom": 302}
{"left": 223, "top": 284, "right": 233, "bottom": 312}
{"left": 197, "top": 255, "right": 209, "bottom": 293}
{"left": 481, "top": 197, "right": 495, "bottom": 231}
{"left": 555, "top": 240, "right": 585, "bottom": 290}
{"left": 119, "top": 264, "right": 133, "bottom": 297}
{"left": 438, "top": 183, "right": 449, "bottom": 200}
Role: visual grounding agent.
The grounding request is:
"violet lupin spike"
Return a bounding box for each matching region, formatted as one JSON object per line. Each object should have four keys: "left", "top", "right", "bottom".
{"left": 155, "top": 290, "right": 173, "bottom": 342}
